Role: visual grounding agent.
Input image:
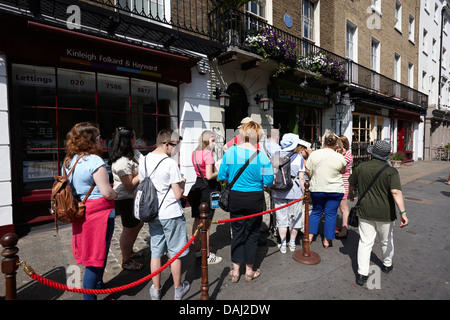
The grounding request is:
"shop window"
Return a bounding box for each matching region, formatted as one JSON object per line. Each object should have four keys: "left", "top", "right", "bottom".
{"left": 57, "top": 69, "right": 96, "bottom": 109}
{"left": 10, "top": 63, "right": 179, "bottom": 199}
{"left": 97, "top": 73, "right": 130, "bottom": 112}
{"left": 352, "top": 114, "right": 371, "bottom": 142}
{"left": 13, "top": 108, "right": 58, "bottom": 191}
{"left": 11, "top": 64, "right": 56, "bottom": 107}
{"left": 300, "top": 107, "right": 321, "bottom": 146}
{"left": 57, "top": 109, "right": 97, "bottom": 148}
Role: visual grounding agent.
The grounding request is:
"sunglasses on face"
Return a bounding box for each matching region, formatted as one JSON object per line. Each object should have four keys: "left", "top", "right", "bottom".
{"left": 163, "top": 141, "right": 179, "bottom": 147}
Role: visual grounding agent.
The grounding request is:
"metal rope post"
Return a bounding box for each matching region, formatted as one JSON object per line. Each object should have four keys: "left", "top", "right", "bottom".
{"left": 1, "top": 233, "right": 20, "bottom": 300}
{"left": 199, "top": 202, "right": 211, "bottom": 300}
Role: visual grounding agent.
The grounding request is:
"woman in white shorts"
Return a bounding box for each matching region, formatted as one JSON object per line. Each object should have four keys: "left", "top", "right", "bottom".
{"left": 272, "top": 134, "right": 309, "bottom": 254}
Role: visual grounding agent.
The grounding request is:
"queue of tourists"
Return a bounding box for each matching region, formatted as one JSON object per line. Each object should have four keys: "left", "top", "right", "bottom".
{"left": 61, "top": 119, "right": 409, "bottom": 300}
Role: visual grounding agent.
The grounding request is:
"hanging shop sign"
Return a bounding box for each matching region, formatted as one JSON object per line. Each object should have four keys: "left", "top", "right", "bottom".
{"left": 268, "top": 79, "right": 331, "bottom": 108}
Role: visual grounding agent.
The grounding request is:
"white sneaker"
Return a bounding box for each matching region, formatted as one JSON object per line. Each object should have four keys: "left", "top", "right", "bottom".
{"left": 149, "top": 284, "right": 161, "bottom": 300}
{"left": 289, "top": 241, "right": 296, "bottom": 252}
{"left": 174, "top": 281, "right": 190, "bottom": 300}
{"left": 207, "top": 252, "right": 223, "bottom": 265}
{"left": 279, "top": 243, "right": 287, "bottom": 254}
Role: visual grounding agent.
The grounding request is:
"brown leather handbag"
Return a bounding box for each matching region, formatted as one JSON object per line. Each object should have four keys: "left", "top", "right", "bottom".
{"left": 50, "top": 154, "right": 95, "bottom": 228}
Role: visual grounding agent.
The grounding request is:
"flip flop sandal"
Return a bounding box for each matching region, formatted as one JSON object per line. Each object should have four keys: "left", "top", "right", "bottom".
{"left": 229, "top": 270, "right": 240, "bottom": 283}
{"left": 122, "top": 260, "right": 144, "bottom": 271}
{"left": 245, "top": 269, "right": 261, "bottom": 282}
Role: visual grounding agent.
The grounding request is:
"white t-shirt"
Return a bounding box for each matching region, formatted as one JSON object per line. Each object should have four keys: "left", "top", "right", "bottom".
{"left": 138, "top": 153, "right": 184, "bottom": 220}
{"left": 112, "top": 150, "right": 143, "bottom": 200}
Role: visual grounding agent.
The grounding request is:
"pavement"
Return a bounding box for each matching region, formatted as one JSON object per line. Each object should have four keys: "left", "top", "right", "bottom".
{"left": 1, "top": 160, "right": 450, "bottom": 302}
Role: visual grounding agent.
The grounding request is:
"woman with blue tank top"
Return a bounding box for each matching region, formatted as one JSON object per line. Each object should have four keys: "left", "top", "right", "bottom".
{"left": 64, "top": 122, "right": 117, "bottom": 300}
{"left": 218, "top": 121, "right": 273, "bottom": 283}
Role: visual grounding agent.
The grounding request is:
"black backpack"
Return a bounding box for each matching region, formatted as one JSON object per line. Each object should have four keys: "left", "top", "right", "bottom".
{"left": 133, "top": 156, "right": 170, "bottom": 222}
{"left": 271, "top": 151, "right": 298, "bottom": 191}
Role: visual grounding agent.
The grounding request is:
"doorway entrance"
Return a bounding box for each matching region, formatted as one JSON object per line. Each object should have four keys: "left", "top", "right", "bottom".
{"left": 225, "top": 83, "right": 248, "bottom": 131}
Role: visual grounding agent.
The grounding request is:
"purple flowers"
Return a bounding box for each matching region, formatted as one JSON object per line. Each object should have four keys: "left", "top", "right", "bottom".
{"left": 246, "top": 28, "right": 347, "bottom": 81}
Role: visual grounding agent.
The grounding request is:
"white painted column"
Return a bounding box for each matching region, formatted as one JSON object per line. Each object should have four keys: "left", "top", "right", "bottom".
{"left": 0, "top": 54, "right": 13, "bottom": 229}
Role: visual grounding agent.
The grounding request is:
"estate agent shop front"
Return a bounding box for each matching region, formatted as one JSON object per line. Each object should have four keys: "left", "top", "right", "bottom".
{"left": 0, "top": 14, "right": 199, "bottom": 236}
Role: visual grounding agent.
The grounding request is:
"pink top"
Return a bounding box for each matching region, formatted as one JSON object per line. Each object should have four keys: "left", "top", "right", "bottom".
{"left": 342, "top": 150, "right": 353, "bottom": 199}
{"left": 192, "top": 149, "right": 215, "bottom": 177}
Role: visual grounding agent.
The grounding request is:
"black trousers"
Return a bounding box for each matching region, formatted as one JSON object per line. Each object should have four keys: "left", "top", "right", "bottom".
{"left": 229, "top": 190, "right": 264, "bottom": 265}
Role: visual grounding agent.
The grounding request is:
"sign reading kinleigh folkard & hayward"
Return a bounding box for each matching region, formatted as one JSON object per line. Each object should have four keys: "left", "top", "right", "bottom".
{"left": 62, "top": 48, "right": 162, "bottom": 78}
{"left": 268, "top": 79, "right": 331, "bottom": 108}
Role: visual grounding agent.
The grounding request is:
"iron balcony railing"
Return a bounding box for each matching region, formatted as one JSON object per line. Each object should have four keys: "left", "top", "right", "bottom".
{"left": 1, "top": 0, "right": 428, "bottom": 110}
{"left": 94, "top": 0, "right": 427, "bottom": 110}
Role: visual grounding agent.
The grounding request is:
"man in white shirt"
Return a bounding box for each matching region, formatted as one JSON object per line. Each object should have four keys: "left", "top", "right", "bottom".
{"left": 139, "top": 129, "right": 190, "bottom": 300}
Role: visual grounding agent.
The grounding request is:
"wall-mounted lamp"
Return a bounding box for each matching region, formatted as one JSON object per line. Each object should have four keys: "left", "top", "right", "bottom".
{"left": 300, "top": 76, "right": 308, "bottom": 89}
{"left": 254, "top": 94, "right": 270, "bottom": 111}
{"left": 214, "top": 87, "right": 230, "bottom": 107}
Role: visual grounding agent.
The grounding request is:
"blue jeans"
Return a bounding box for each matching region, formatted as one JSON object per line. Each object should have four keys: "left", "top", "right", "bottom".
{"left": 309, "top": 192, "right": 344, "bottom": 240}
{"left": 83, "top": 217, "right": 115, "bottom": 300}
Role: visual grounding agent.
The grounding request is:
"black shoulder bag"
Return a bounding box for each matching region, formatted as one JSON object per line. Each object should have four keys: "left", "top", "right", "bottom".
{"left": 194, "top": 150, "right": 220, "bottom": 209}
{"left": 218, "top": 150, "right": 259, "bottom": 212}
{"left": 348, "top": 164, "right": 389, "bottom": 227}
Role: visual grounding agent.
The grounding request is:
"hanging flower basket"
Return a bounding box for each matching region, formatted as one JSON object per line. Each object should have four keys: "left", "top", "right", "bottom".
{"left": 245, "top": 28, "right": 347, "bottom": 81}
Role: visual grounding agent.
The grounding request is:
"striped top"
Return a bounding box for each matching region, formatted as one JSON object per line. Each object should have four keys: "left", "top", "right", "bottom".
{"left": 342, "top": 150, "right": 353, "bottom": 199}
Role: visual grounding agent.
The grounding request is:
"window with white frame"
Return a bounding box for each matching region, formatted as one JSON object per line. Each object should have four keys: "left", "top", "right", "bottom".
{"left": 432, "top": 38, "right": 437, "bottom": 60}
{"left": 423, "top": 29, "right": 428, "bottom": 54}
{"left": 371, "top": 0, "right": 381, "bottom": 14}
{"left": 408, "top": 62, "right": 414, "bottom": 87}
{"left": 408, "top": 14, "right": 415, "bottom": 42}
{"left": 346, "top": 21, "right": 357, "bottom": 61}
{"left": 371, "top": 38, "right": 380, "bottom": 72}
{"left": 395, "top": 1, "right": 402, "bottom": 31}
{"left": 443, "top": 48, "right": 447, "bottom": 70}
{"left": 394, "top": 53, "right": 401, "bottom": 82}
{"left": 430, "top": 76, "right": 435, "bottom": 103}
{"left": 434, "top": 3, "right": 439, "bottom": 23}
{"left": 245, "top": 1, "right": 265, "bottom": 18}
{"left": 422, "top": 71, "right": 427, "bottom": 92}
{"left": 302, "top": 0, "right": 315, "bottom": 41}
{"left": 118, "top": 0, "right": 168, "bottom": 21}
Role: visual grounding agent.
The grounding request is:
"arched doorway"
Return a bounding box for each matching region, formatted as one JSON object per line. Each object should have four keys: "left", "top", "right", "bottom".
{"left": 225, "top": 83, "right": 248, "bottom": 131}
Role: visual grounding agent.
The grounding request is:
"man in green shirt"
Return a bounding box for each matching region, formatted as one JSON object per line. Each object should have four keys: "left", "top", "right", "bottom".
{"left": 349, "top": 140, "right": 409, "bottom": 286}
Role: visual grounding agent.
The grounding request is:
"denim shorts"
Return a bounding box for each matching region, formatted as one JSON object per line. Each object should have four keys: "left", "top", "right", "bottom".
{"left": 148, "top": 215, "right": 189, "bottom": 259}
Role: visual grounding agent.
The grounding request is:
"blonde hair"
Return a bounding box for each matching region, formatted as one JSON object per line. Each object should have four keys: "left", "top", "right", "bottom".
{"left": 197, "top": 130, "right": 216, "bottom": 150}
{"left": 239, "top": 121, "right": 263, "bottom": 145}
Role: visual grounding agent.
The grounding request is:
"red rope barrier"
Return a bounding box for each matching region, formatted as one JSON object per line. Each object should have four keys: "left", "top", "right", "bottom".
{"left": 214, "top": 197, "right": 303, "bottom": 224}
{"left": 20, "top": 197, "right": 304, "bottom": 295}
{"left": 22, "top": 230, "right": 197, "bottom": 295}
